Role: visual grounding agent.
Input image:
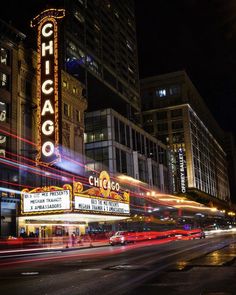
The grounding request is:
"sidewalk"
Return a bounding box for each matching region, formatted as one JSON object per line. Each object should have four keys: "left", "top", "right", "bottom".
{"left": 0, "top": 239, "right": 110, "bottom": 256}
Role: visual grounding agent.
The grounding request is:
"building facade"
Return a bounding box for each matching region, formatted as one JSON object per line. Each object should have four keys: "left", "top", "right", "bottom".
{"left": 85, "top": 108, "right": 170, "bottom": 191}
{"left": 141, "top": 71, "right": 230, "bottom": 208}
{"left": 0, "top": 19, "right": 26, "bottom": 237}
{"left": 0, "top": 15, "right": 88, "bottom": 237}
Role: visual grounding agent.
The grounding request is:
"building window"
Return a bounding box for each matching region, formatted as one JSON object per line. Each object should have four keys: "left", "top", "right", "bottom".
{"left": 73, "top": 87, "right": 77, "bottom": 94}
{"left": 25, "top": 81, "right": 31, "bottom": 97}
{"left": 86, "top": 147, "right": 109, "bottom": 168}
{"left": 0, "top": 72, "right": 9, "bottom": 90}
{"left": 157, "top": 122, "right": 168, "bottom": 132}
{"left": 126, "top": 125, "right": 131, "bottom": 148}
{"left": 169, "top": 85, "right": 180, "bottom": 95}
{"left": 156, "top": 88, "right": 166, "bottom": 97}
{"left": 138, "top": 158, "right": 147, "bottom": 182}
{"left": 171, "top": 109, "right": 183, "bottom": 118}
{"left": 157, "top": 111, "right": 167, "bottom": 120}
{"left": 114, "top": 117, "right": 119, "bottom": 142}
{"left": 172, "top": 120, "right": 183, "bottom": 130}
{"left": 0, "top": 101, "right": 7, "bottom": 122}
{"left": 64, "top": 103, "right": 70, "bottom": 117}
{"left": 76, "top": 110, "right": 81, "bottom": 122}
{"left": 0, "top": 47, "right": 9, "bottom": 65}
{"left": 116, "top": 148, "right": 121, "bottom": 172}
{"left": 121, "top": 150, "right": 127, "bottom": 174}
{"left": 143, "top": 114, "right": 153, "bottom": 124}
{"left": 63, "top": 80, "right": 68, "bottom": 88}
{"left": 172, "top": 132, "right": 184, "bottom": 143}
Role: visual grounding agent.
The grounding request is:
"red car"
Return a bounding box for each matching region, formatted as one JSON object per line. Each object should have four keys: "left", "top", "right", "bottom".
{"left": 175, "top": 229, "right": 206, "bottom": 240}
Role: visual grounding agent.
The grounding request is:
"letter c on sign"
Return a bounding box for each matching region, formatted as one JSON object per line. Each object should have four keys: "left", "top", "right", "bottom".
{"left": 42, "top": 141, "right": 54, "bottom": 157}
{"left": 89, "top": 176, "right": 94, "bottom": 186}
{"left": 42, "top": 23, "right": 53, "bottom": 37}
{"left": 42, "top": 80, "right": 53, "bottom": 95}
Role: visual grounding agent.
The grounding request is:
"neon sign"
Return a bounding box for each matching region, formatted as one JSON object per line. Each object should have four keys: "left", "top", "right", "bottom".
{"left": 31, "top": 9, "right": 65, "bottom": 165}
{"left": 88, "top": 171, "right": 120, "bottom": 197}
{"left": 178, "top": 148, "right": 186, "bottom": 193}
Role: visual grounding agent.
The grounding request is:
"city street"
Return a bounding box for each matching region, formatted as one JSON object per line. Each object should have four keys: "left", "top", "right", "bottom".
{"left": 0, "top": 231, "right": 236, "bottom": 295}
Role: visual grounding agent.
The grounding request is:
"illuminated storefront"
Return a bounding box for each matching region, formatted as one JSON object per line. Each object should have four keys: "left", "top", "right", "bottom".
{"left": 18, "top": 171, "right": 130, "bottom": 237}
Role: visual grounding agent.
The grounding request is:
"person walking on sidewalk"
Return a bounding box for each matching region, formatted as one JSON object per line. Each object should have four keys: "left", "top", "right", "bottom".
{"left": 71, "top": 232, "right": 77, "bottom": 247}
{"left": 63, "top": 232, "right": 70, "bottom": 248}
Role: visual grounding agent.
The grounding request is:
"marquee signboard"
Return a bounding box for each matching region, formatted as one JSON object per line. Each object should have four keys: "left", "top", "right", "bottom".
{"left": 74, "top": 171, "right": 130, "bottom": 216}
{"left": 21, "top": 171, "right": 130, "bottom": 216}
{"left": 31, "top": 9, "right": 65, "bottom": 165}
{"left": 74, "top": 195, "right": 130, "bottom": 214}
{"left": 21, "top": 185, "right": 72, "bottom": 215}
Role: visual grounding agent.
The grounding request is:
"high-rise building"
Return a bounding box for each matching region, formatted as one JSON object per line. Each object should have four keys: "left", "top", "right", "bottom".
{"left": 141, "top": 71, "right": 230, "bottom": 209}
{"left": 63, "top": 0, "right": 140, "bottom": 120}
{"left": 224, "top": 132, "right": 236, "bottom": 205}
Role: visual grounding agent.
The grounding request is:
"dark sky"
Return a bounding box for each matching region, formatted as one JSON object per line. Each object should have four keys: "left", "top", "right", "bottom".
{"left": 135, "top": 0, "right": 236, "bottom": 137}
{"left": 1, "top": 0, "right": 235, "bottom": 137}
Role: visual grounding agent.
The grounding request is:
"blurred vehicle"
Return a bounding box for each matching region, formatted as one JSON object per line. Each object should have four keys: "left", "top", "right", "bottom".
{"left": 109, "top": 231, "right": 137, "bottom": 245}
{"left": 175, "top": 229, "right": 205, "bottom": 240}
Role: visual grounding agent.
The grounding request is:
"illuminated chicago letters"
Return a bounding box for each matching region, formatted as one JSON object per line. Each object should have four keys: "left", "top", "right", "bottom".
{"left": 31, "top": 9, "right": 65, "bottom": 165}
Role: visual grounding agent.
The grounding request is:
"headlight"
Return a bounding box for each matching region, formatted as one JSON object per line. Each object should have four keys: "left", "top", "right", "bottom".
{"left": 120, "top": 236, "right": 125, "bottom": 241}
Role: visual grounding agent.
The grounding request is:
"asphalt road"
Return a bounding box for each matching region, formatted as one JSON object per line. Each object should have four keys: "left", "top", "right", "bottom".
{"left": 0, "top": 232, "right": 236, "bottom": 295}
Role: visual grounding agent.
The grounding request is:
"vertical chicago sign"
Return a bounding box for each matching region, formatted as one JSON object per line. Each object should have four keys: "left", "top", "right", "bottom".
{"left": 31, "top": 9, "right": 65, "bottom": 165}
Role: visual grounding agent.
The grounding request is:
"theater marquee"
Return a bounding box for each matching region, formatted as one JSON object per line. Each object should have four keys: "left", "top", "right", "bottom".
{"left": 21, "top": 185, "right": 72, "bottom": 215}
{"left": 21, "top": 171, "right": 130, "bottom": 217}
{"left": 31, "top": 9, "right": 65, "bottom": 165}
{"left": 74, "top": 171, "right": 130, "bottom": 216}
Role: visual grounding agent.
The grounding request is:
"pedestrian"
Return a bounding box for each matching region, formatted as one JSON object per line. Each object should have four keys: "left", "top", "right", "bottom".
{"left": 63, "top": 232, "right": 70, "bottom": 248}
{"left": 71, "top": 232, "right": 76, "bottom": 247}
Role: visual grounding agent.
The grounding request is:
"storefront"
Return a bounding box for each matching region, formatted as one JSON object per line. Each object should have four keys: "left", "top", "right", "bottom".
{"left": 18, "top": 171, "right": 130, "bottom": 237}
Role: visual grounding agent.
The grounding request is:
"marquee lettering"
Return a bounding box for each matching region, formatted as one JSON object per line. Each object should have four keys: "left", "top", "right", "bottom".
{"left": 31, "top": 9, "right": 65, "bottom": 165}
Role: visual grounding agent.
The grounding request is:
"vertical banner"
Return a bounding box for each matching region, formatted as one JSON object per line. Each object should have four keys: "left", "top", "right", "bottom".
{"left": 178, "top": 148, "right": 187, "bottom": 193}
{"left": 31, "top": 9, "right": 65, "bottom": 165}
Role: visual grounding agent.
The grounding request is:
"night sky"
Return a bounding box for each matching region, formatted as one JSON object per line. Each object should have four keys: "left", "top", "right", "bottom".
{"left": 1, "top": 1, "right": 236, "bottom": 137}
{"left": 135, "top": 0, "right": 236, "bottom": 137}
